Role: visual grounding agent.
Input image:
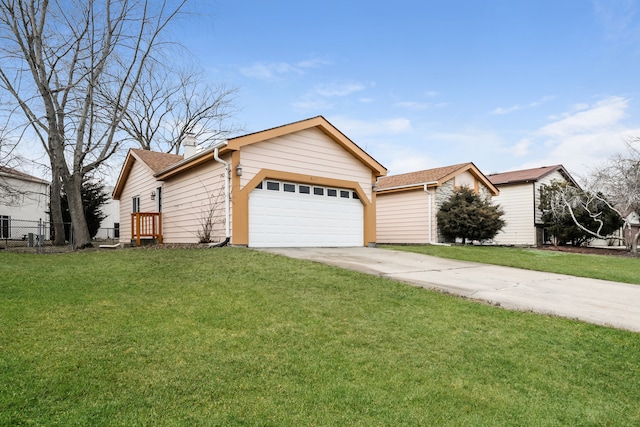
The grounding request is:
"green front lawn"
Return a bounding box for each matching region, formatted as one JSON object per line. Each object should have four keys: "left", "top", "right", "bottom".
{"left": 1, "top": 248, "right": 639, "bottom": 425}
{"left": 385, "top": 244, "right": 640, "bottom": 285}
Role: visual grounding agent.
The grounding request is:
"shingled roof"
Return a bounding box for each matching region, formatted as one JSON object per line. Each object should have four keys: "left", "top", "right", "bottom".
{"left": 0, "top": 166, "right": 48, "bottom": 184}
{"left": 112, "top": 149, "right": 184, "bottom": 199}
{"left": 376, "top": 163, "right": 469, "bottom": 190}
{"left": 129, "top": 149, "right": 183, "bottom": 173}
{"left": 376, "top": 162, "right": 499, "bottom": 195}
{"left": 487, "top": 165, "right": 577, "bottom": 186}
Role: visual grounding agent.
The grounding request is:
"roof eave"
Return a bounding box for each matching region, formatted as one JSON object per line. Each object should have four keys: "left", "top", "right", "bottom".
{"left": 376, "top": 180, "right": 439, "bottom": 193}
{"left": 227, "top": 116, "right": 387, "bottom": 177}
{"left": 154, "top": 140, "right": 229, "bottom": 180}
{"left": 112, "top": 150, "right": 138, "bottom": 200}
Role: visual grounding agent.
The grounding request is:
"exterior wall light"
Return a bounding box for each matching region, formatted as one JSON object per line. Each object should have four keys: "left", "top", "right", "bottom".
{"left": 150, "top": 190, "right": 156, "bottom": 200}
{"left": 236, "top": 164, "right": 243, "bottom": 176}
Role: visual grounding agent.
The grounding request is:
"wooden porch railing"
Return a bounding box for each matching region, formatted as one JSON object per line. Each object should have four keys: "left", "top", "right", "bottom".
{"left": 131, "top": 212, "right": 162, "bottom": 246}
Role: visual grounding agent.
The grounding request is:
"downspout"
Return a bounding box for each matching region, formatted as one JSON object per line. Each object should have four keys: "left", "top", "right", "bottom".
{"left": 211, "top": 142, "right": 230, "bottom": 247}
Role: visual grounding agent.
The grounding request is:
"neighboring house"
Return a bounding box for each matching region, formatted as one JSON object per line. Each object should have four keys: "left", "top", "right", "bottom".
{"left": 0, "top": 166, "right": 50, "bottom": 239}
{"left": 487, "top": 165, "right": 579, "bottom": 246}
{"left": 94, "top": 186, "right": 120, "bottom": 240}
{"left": 376, "top": 162, "right": 499, "bottom": 244}
{"left": 112, "top": 116, "right": 387, "bottom": 247}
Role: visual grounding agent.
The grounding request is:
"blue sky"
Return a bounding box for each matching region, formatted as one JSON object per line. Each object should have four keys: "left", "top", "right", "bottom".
{"left": 178, "top": 0, "right": 640, "bottom": 180}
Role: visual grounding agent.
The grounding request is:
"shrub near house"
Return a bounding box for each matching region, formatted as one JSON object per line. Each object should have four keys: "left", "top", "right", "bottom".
{"left": 437, "top": 186, "right": 505, "bottom": 244}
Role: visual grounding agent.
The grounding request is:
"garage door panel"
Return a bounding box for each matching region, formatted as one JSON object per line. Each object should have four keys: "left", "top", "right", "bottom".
{"left": 249, "top": 182, "right": 363, "bottom": 247}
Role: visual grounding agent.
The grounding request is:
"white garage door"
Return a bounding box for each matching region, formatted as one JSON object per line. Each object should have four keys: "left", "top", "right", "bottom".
{"left": 249, "top": 180, "right": 364, "bottom": 247}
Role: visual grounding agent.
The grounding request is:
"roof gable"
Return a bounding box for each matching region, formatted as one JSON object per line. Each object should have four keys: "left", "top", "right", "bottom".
{"left": 225, "top": 116, "right": 387, "bottom": 176}
{"left": 487, "top": 165, "right": 578, "bottom": 187}
{"left": 377, "top": 162, "right": 499, "bottom": 195}
{"left": 114, "top": 117, "right": 387, "bottom": 197}
{"left": 112, "top": 149, "right": 183, "bottom": 199}
{"left": 130, "top": 149, "right": 183, "bottom": 173}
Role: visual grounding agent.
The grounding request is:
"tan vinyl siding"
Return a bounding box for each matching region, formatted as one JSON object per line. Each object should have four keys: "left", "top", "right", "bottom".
{"left": 240, "top": 128, "right": 373, "bottom": 200}
{"left": 162, "top": 157, "right": 229, "bottom": 244}
{"left": 492, "top": 183, "right": 536, "bottom": 245}
{"left": 377, "top": 189, "right": 430, "bottom": 244}
{"left": 117, "top": 160, "right": 159, "bottom": 244}
{"left": 454, "top": 170, "right": 475, "bottom": 189}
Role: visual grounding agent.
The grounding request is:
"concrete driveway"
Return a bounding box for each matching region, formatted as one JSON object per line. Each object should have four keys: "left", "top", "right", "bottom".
{"left": 261, "top": 247, "right": 640, "bottom": 333}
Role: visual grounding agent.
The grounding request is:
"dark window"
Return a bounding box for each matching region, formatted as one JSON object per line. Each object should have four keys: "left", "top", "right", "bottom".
{"left": 314, "top": 187, "right": 324, "bottom": 196}
{"left": 283, "top": 183, "right": 295, "bottom": 192}
{"left": 340, "top": 190, "right": 350, "bottom": 198}
{"left": 114, "top": 223, "right": 120, "bottom": 239}
{"left": 132, "top": 196, "right": 141, "bottom": 213}
{"left": 352, "top": 191, "right": 359, "bottom": 200}
{"left": 256, "top": 181, "right": 263, "bottom": 189}
{"left": 327, "top": 189, "right": 337, "bottom": 197}
{"left": 0, "top": 215, "right": 9, "bottom": 239}
{"left": 266, "top": 181, "right": 280, "bottom": 191}
{"left": 299, "top": 185, "right": 310, "bottom": 194}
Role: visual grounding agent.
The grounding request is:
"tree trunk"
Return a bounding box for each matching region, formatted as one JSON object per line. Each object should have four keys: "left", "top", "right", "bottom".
{"left": 49, "top": 169, "right": 66, "bottom": 246}
{"left": 63, "top": 173, "right": 92, "bottom": 249}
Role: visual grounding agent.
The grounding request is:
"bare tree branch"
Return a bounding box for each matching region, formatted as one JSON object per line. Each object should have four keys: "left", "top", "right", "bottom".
{"left": 114, "top": 61, "right": 241, "bottom": 153}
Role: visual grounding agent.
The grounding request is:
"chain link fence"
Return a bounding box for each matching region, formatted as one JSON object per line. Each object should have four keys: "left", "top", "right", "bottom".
{"left": 1, "top": 218, "right": 119, "bottom": 252}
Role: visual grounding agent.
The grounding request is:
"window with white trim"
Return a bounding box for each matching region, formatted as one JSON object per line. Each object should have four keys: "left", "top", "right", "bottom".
{"left": 252, "top": 180, "right": 358, "bottom": 200}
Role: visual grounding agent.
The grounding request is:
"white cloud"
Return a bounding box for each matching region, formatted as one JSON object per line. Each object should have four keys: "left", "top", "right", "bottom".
{"left": 491, "top": 96, "right": 553, "bottom": 115}
{"left": 520, "top": 96, "right": 640, "bottom": 175}
{"left": 292, "top": 99, "right": 333, "bottom": 111}
{"left": 330, "top": 116, "right": 412, "bottom": 137}
{"left": 294, "top": 81, "right": 369, "bottom": 112}
{"left": 539, "top": 96, "right": 628, "bottom": 137}
{"left": 393, "top": 101, "right": 429, "bottom": 110}
{"left": 240, "top": 58, "right": 328, "bottom": 81}
{"left": 592, "top": 0, "right": 639, "bottom": 39}
{"left": 511, "top": 139, "right": 532, "bottom": 157}
{"left": 383, "top": 149, "right": 437, "bottom": 175}
{"left": 314, "top": 82, "right": 366, "bottom": 97}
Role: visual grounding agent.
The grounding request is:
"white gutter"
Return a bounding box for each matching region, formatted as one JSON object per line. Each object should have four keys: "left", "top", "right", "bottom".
{"left": 212, "top": 141, "right": 231, "bottom": 242}
{"left": 376, "top": 181, "right": 438, "bottom": 192}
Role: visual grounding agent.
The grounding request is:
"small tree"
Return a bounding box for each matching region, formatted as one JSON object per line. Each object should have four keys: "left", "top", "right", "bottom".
{"left": 437, "top": 186, "right": 505, "bottom": 244}
{"left": 61, "top": 179, "right": 109, "bottom": 241}
{"left": 196, "top": 185, "right": 226, "bottom": 243}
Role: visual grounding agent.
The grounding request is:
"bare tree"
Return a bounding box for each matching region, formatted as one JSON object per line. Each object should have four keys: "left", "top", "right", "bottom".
{"left": 116, "top": 62, "right": 240, "bottom": 153}
{"left": 539, "top": 181, "right": 625, "bottom": 247}
{"left": 0, "top": 0, "right": 187, "bottom": 248}
{"left": 589, "top": 138, "right": 640, "bottom": 252}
